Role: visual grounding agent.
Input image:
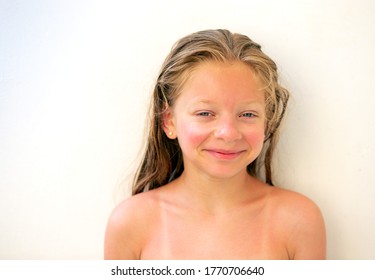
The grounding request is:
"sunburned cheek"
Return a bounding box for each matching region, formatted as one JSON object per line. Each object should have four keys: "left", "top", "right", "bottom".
{"left": 176, "top": 123, "right": 208, "bottom": 148}
{"left": 245, "top": 129, "right": 266, "bottom": 151}
{"left": 250, "top": 132, "right": 265, "bottom": 144}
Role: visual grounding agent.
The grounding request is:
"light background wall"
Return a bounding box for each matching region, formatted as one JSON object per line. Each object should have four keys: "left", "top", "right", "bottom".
{"left": 0, "top": 0, "right": 374, "bottom": 259}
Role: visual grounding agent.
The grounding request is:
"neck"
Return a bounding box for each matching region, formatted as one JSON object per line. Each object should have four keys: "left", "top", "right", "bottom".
{"left": 176, "top": 169, "right": 255, "bottom": 214}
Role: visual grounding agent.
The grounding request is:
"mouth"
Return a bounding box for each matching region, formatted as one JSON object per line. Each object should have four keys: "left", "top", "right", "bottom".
{"left": 204, "top": 149, "right": 245, "bottom": 160}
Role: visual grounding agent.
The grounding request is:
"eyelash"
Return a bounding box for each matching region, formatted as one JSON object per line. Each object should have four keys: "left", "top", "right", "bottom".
{"left": 240, "top": 112, "right": 257, "bottom": 118}
{"left": 197, "top": 111, "right": 214, "bottom": 117}
{"left": 195, "top": 111, "right": 258, "bottom": 118}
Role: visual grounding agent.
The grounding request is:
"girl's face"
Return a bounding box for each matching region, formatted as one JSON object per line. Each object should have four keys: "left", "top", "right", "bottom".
{"left": 164, "top": 61, "right": 266, "bottom": 180}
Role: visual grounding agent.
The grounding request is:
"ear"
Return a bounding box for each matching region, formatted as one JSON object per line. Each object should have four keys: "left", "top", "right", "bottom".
{"left": 162, "top": 107, "right": 177, "bottom": 139}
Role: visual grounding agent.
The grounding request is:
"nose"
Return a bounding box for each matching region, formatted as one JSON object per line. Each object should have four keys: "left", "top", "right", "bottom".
{"left": 214, "top": 115, "right": 242, "bottom": 142}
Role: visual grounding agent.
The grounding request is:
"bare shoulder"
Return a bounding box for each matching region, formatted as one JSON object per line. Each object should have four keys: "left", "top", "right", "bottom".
{"left": 267, "top": 186, "right": 326, "bottom": 259}
{"left": 104, "top": 190, "right": 160, "bottom": 260}
{"left": 268, "top": 186, "right": 323, "bottom": 220}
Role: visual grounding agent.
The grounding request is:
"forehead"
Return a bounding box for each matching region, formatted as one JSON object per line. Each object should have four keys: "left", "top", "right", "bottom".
{"left": 177, "top": 61, "right": 265, "bottom": 105}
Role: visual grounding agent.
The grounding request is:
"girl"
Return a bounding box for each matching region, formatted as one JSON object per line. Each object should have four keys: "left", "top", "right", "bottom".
{"left": 104, "top": 29, "right": 326, "bottom": 259}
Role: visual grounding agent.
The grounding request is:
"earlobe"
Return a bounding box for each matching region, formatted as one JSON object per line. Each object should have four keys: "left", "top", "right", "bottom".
{"left": 167, "top": 131, "right": 175, "bottom": 138}
{"left": 162, "top": 108, "right": 176, "bottom": 139}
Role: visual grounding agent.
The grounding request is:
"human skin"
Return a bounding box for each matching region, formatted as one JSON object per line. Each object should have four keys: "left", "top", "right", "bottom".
{"left": 164, "top": 61, "right": 266, "bottom": 182}
{"left": 104, "top": 61, "right": 326, "bottom": 259}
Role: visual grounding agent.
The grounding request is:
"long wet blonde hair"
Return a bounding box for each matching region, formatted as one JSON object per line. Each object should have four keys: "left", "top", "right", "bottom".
{"left": 132, "top": 29, "right": 289, "bottom": 195}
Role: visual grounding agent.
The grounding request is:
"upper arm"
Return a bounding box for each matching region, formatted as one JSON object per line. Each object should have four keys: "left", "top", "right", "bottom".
{"left": 104, "top": 200, "right": 142, "bottom": 260}
{"left": 287, "top": 196, "right": 327, "bottom": 260}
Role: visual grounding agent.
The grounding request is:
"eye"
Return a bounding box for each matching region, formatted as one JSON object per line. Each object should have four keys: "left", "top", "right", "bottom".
{"left": 240, "top": 112, "right": 257, "bottom": 118}
{"left": 196, "top": 111, "right": 214, "bottom": 117}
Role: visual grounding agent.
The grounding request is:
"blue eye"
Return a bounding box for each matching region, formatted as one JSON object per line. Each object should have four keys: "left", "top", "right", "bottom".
{"left": 241, "top": 112, "right": 257, "bottom": 118}
{"left": 197, "top": 111, "right": 213, "bottom": 117}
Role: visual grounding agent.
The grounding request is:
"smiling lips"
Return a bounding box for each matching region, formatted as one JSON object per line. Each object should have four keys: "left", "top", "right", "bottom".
{"left": 204, "top": 149, "right": 245, "bottom": 160}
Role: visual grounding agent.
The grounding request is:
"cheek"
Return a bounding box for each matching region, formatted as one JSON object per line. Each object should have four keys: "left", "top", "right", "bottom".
{"left": 175, "top": 122, "right": 209, "bottom": 149}
{"left": 244, "top": 125, "right": 266, "bottom": 148}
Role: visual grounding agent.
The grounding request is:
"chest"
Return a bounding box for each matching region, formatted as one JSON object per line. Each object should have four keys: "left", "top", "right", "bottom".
{"left": 140, "top": 208, "right": 289, "bottom": 259}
